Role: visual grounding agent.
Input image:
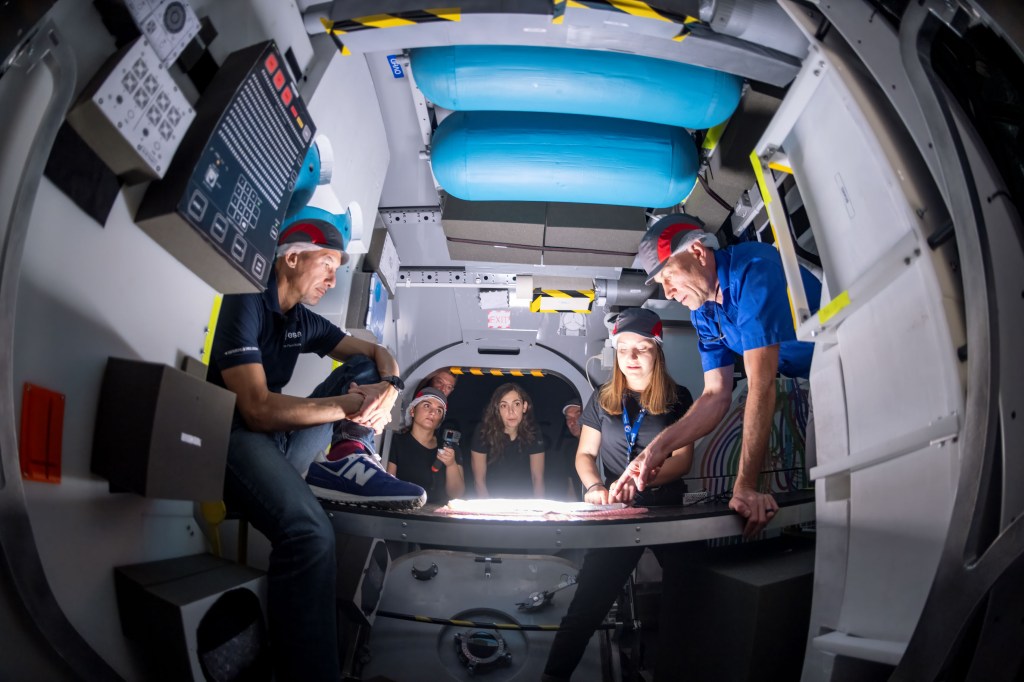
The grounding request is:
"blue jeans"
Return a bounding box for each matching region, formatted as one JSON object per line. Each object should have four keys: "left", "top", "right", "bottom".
{"left": 223, "top": 356, "right": 380, "bottom": 682}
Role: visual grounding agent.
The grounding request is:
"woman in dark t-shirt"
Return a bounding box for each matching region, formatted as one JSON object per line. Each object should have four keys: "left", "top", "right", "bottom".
{"left": 387, "top": 387, "right": 464, "bottom": 504}
{"left": 544, "top": 308, "right": 695, "bottom": 681}
{"left": 470, "top": 383, "right": 545, "bottom": 498}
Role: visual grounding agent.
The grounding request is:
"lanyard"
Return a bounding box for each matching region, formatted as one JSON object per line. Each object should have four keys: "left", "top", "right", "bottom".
{"left": 621, "top": 397, "right": 647, "bottom": 461}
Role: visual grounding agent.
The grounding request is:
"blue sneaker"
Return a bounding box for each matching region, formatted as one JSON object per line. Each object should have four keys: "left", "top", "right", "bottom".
{"left": 305, "top": 446, "right": 426, "bottom": 510}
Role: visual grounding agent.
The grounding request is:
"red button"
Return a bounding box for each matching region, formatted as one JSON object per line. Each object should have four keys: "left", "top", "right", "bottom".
{"left": 264, "top": 54, "right": 278, "bottom": 73}
{"left": 281, "top": 87, "right": 292, "bottom": 105}
{"left": 273, "top": 70, "right": 285, "bottom": 90}
{"left": 290, "top": 105, "right": 298, "bottom": 117}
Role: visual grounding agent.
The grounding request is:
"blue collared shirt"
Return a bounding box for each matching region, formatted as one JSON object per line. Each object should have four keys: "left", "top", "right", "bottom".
{"left": 691, "top": 242, "right": 821, "bottom": 379}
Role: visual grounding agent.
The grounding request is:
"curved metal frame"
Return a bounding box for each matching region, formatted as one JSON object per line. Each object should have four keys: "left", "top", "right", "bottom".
{"left": 0, "top": 22, "right": 122, "bottom": 681}
{"left": 894, "top": 2, "right": 1024, "bottom": 679}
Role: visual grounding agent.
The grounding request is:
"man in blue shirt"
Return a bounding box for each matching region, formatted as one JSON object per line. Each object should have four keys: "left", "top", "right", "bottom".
{"left": 616, "top": 214, "right": 820, "bottom": 538}
{"left": 208, "top": 220, "right": 424, "bottom": 681}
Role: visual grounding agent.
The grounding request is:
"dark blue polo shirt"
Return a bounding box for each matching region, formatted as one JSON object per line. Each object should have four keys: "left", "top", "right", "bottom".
{"left": 691, "top": 242, "right": 821, "bottom": 379}
{"left": 207, "top": 269, "right": 345, "bottom": 399}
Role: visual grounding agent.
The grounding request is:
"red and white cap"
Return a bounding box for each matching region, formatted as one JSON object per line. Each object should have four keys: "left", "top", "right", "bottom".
{"left": 407, "top": 387, "right": 447, "bottom": 417}
{"left": 637, "top": 213, "right": 718, "bottom": 285}
{"left": 610, "top": 308, "right": 664, "bottom": 348}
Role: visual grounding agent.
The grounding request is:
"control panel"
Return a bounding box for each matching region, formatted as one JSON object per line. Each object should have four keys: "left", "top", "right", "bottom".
{"left": 136, "top": 41, "right": 315, "bottom": 293}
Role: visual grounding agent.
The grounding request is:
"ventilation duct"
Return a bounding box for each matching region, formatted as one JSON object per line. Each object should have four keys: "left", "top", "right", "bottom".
{"left": 595, "top": 271, "right": 658, "bottom": 308}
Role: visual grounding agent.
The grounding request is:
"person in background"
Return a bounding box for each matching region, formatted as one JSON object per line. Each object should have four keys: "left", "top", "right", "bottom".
{"left": 207, "top": 222, "right": 424, "bottom": 681}
{"left": 546, "top": 398, "right": 583, "bottom": 501}
{"left": 387, "top": 387, "right": 465, "bottom": 504}
{"left": 543, "top": 307, "right": 694, "bottom": 682}
{"left": 471, "top": 383, "right": 545, "bottom": 498}
{"left": 406, "top": 367, "right": 459, "bottom": 430}
{"left": 424, "top": 367, "right": 457, "bottom": 397}
{"left": 409, "top": 367, "right": 457, "bottom": 401}
{"left": 619, "top": 215, "right": 820, "bottom": 537}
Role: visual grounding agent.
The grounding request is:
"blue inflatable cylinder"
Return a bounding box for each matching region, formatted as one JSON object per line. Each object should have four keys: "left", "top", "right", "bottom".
{"left": 411, "top": 45, "right": 742, "bottom": 130}
{"left": 431, "top": 111, "right": 698, "bottom": 207}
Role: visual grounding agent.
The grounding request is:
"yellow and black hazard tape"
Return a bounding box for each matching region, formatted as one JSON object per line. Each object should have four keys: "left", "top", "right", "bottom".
{"left": 450, "top": 368, "right": 547, "bottom": 377}
{"left": 530, "top": 289, "right": 595, "bottom": 314}
{"left": 553, "top": 0, "right": 699, "bottom": 41}
{"left": 320, "top": 9, "right": 460, "bottom": 56}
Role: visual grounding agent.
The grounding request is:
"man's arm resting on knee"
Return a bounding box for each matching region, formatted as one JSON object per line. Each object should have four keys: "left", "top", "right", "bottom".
{"left": 328, "top": 335, "right": 401, "bottom": 426}
{"left": 634, "top": 366, "right": 733, "bottom": 487}
{"left": 221, "top": 363, "right": 364, "bottom": 433}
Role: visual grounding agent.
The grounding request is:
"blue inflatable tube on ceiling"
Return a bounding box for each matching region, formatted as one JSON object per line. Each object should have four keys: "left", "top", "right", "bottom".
{"left": 431, "top": 111, "right": 698, "bottom": 208}
{"left": 411, "top": 45, "right": 743, "bottom": 130}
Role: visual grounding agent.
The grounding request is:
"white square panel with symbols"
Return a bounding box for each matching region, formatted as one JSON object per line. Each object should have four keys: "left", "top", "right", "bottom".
{"left": 123, "top": 0, "right": 201, "bottom": 66}
{"left": 68, "top": 36, "right": 195, "bottom": 181}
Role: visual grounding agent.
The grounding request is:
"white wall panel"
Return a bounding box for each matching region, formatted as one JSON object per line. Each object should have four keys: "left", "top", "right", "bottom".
{"left": 836, "top": 264, "right": 960, "bottom": 457}
{"left": 13, "top": 181, "right": 214, "bottom": 679}
{"left": 786, "top": 76, "right": 922, "bottom": 295}
{"left": 839, "top": 444, "right": 956, "bottom": 641}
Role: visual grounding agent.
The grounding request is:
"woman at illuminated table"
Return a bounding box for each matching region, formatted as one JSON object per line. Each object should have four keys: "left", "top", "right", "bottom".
{"left": 543, "top": 307, "right": 694, "bottom": 682}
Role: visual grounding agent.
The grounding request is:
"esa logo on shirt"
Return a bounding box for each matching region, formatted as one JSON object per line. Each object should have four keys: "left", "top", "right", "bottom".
{"left": 283, "top": 330, "right": 302, "bottom": 349}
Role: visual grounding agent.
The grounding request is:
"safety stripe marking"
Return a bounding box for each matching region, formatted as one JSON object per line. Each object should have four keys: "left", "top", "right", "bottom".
{"left": 531, "top": 289, "right": 595, "bottom": 313}
{"left": 354, "top": 14, "right": 417, "bottom": 28}
{"left": 553, "top": 0, "right": 567, "bottom": 23}
{"left": 750, "top": 149, "right": 801, "bottom": 329}
{"left": 320, "top": 17, "right": 352, "bottom": 56}
{"left": 534, "top": 289, "right": 595, "bottom": 299}
{"left": 201, "top": 295, "right": 223, "bottom": 365}
{"left": 449, "top": 368, "right": 548, "bottom": 376}
{"left": 702, "top": 119, "right": 729, "bottom": 151}
{"left": 769, "top": 161, "right": 793, "bottom": 174}
{"left": 563, "top": 0, "right": 698, "bottom": 25}
{"left": 818, "top": 290, "right": 851, "bottom": 324}
{"left": 321, "top": 9, "right": 460, "bottom": 55}
{"left": 750, "top": 150, "right": 772, "bottom": 207}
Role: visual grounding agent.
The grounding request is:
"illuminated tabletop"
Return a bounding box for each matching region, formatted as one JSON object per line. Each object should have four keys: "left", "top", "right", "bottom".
{"left": 323, "top": 490, "right": 815, "bottom": 551}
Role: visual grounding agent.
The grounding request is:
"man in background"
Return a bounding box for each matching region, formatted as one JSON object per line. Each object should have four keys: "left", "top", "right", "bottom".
{"left": 547, "top": 398, "right": 583, "bottom": 500}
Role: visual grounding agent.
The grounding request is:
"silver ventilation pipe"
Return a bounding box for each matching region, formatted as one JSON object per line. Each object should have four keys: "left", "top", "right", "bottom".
{"left": 699, "top": 0, "right": 809, "bottom": 59}
{"left": 594, "top": 272, "right": 658, "bottom": 308}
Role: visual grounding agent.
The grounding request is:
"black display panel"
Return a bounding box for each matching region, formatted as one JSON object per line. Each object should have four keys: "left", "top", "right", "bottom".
{"left": 137, "top": 40, "right": 315, "bottom": 292}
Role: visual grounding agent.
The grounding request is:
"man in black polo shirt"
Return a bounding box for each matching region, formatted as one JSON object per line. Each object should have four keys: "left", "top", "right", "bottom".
{"left": 207, "top": 221, "right": 424, "bottom": 681}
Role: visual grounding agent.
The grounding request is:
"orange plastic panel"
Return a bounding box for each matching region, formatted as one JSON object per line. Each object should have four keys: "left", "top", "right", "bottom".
{"left": 19, "top": 383, "right": 64, "bottom": 483}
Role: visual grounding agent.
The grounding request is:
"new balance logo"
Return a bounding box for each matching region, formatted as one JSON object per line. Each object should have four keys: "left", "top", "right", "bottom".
{"left": 340, "top": 459, "right": 378, "bottom": 486}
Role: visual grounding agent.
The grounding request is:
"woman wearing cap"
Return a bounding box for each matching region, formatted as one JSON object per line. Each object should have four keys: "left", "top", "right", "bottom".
{"left": 543, "top": 307, "right": 694, "bottom": 682}
{"left": 471, "top": 383, "right": 545, "bottom": 498}
{"left": 387, "top": 387, "right": 465, "bottom": 504}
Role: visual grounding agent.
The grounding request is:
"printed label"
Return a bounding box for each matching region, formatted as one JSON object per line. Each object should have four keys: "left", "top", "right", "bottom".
{"left": 487, "top": 310, "right": 512, "bottom": 329}
{"left": 387, "top": 55, "right": 405, "bottom": 78}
